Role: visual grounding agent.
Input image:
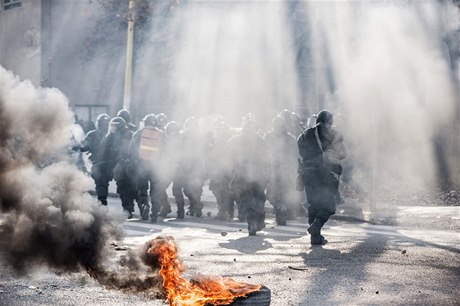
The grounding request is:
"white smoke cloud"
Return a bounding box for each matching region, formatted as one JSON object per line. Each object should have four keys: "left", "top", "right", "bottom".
{"left": 164, "top": 1, "right": 300, "bottom": 125}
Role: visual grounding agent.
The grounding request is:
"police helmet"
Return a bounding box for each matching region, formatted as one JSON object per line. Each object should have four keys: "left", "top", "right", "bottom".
{"left": 96, "top": 114, "right": 110, "bottom": 129}
{"left": 241, "top": 113, "right": 256, "bottom": 127}
{"left": 143, "top": 114, "right": 158, "bottom": 128}
{"left": 279, "top": 109, "right": 291, "bottom": 121}
{"left": 242, "top": 117, "right": 257, "bottom": 134}
{"left": 316, "top": 110, "right": 334, "bottom": 125}
{"left": 117, "top": 109, "right": 132, "bottom": 123}
{"left": 109, "top": 116, "right": 126, "bottom": 132}
{"left": 272, "top": 116, "right": 287, "bottom": 134}
{"left": 156, "top": 113, "right": 168, "bottom": 127}
{"left": 165, "top": 121, "right": 180, "bottom": 136}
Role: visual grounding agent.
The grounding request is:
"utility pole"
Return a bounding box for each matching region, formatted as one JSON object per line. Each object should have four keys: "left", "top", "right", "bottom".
{"left": 123, "top": 0, "right": 135, "bottom": 112}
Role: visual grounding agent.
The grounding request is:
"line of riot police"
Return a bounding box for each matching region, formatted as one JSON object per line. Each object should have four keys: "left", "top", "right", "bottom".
{"left": 79, "top": 108, "right": 347, "bottom": 244}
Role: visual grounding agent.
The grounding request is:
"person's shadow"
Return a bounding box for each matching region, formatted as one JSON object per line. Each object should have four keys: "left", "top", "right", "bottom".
{"left": 299, "top": 246, "right": 342, "bottom": 267}
{"left": 219, "top": 235, "right": 273, "bottom": 254}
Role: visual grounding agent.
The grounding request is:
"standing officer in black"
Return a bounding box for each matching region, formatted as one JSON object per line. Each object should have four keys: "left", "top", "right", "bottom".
{"left": 81, "top": 114, "right": 110, "bottom": 205}
{"left": 229, "top": 118, "right": 268, "bottom": 236}
{"left": 100, "top": 117, "right": 135, "bottom": 217}
{"left": 129, "top": 114, "right": 164, "bottom": 222}
{"left": 297, "top": 110, "right": 346, "bottom": 245}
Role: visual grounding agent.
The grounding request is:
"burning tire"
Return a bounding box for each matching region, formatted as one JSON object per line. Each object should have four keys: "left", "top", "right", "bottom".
{"left": 230, "top": 285, "right": 271, "bottom": 306}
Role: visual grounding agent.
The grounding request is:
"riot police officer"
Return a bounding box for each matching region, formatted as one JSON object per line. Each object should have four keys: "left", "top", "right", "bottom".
{"left": 100, "top": 117, "right": 135, "bottom": 217}
{"left": 229, "top": 118, "right": 268, "bottom": 235}
{"left": 208, "top": 121, "right": 235, "bottom": 220}
{"left": 264, "top": 116, "right": 298, "bottom": 225}
{"left": 81, "top": 114, "right": 110, "bottom": 205}
{"left": 155, "top": 113, "right": 172, "bottom": 217}
{"left": 297, "top": 110, "right": 347, "bottom": 245}
{"left": 162, "top": 121, "right": 187, "bottom": 218}
{"left": 180, "top": 117, "right": 206, "bottom": 217}
{"left": 129, "top": 114, "right": 164, "bottom": 222}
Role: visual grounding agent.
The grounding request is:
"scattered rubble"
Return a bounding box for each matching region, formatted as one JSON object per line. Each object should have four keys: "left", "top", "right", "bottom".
{"left": 288, "top": 266, "right": 309, "bottom": 271}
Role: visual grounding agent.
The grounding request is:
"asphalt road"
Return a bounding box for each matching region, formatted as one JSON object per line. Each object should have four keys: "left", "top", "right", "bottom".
{"left": 1, "top": 194, "right": 459, "bottom": 306}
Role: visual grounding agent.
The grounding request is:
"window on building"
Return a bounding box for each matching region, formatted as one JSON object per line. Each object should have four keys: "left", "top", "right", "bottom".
{"left": 3, "top": 0, "right": 22, "bottom": 10}
{"left": 74, "top": 105, "right": 110, "bottom": 123}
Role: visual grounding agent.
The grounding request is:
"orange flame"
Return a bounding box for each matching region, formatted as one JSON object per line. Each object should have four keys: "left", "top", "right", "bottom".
{"left": 145, "top": 236, "right": 261, "bottom": 306}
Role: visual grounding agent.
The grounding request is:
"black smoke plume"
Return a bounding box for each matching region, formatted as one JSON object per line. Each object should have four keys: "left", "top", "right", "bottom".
{"left": 0, "top": 66, "right": 121, "bottom": 272}
{"left": 0, "top": 66, "right": 162, "bottom": 296}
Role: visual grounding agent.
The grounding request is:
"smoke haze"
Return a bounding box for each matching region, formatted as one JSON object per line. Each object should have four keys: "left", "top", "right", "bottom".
{"left": 303, "top": 1, "right": 459, "bottom": 194}
{"left": 0, "top": 1, "right": 458, "bottom": 279}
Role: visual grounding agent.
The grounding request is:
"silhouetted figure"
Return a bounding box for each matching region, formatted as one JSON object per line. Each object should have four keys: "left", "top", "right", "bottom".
{"left": 81, "top": 113, "right": 110, "bottom": 205}
{"left": 129, "top": 114, "right": 164, "bottom": 222}
{"left": 264, "top": 116, "right": 298, "bottom": 225}
{"left": 208, "top": 121, "right": 235, "bottom": 220}
{"left": 100, "top": 117, "right": 135, "bottom": 218}
{"left": 229, "top": 118, "right": 268, "bottom": 236}
{"left": 297, "top": 110, "right": 346, "bottom": 245}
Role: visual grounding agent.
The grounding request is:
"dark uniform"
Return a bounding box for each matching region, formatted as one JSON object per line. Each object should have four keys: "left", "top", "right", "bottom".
{"left": 229, "top": 119, "right": 268, "bottom": 235}
{"left": 208, "top": 122, "right": 235, "bottom": 220}
{"left": 160, "top": 121, "right": 185, "bottom": 219}
{"left": 155, "top": 113, "right": 172, "bottom": 217}
{"left": 81, "top": 114, "right": 110, "bottom": 205}
{"left": 175, "top": 117, "right": 205, "bottom": 217}
{"left": 180, "top": 118, "right": 206, "bottom": 217}
{"left": 100, "top": 117, "right": 135, "bottom": 217}
{"left": 264, "top": 116, "right": 298, "bottom": 225}
{"left": 129, "top": 114, "right": 165, "bottom": 222}
{"left": 161, "top": 121, "right": 186, "bottom": 218}
{"left": 297, "top": 110, "right": 346, "bottom": 245}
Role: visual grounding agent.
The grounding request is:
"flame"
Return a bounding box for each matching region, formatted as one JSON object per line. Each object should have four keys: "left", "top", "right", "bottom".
{"left": 145, "top": 236, "right": 261, "bottom": 306}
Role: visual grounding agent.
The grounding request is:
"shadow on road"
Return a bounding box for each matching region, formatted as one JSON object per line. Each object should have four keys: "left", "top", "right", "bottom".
{"left": 218, "top": 236, "right": 273, "bottom": 254}
{"left": 299, "top": 231, "right": 389, "bottom": 304}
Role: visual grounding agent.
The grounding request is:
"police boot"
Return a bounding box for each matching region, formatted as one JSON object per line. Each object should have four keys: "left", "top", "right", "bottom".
{"left": 256, "top": 219, "right": 266, "bottom": 231}
{"left": 176, "top": 197, "right": 185, "bottom": 218}
{"left": 248, "top": 220, "right": 257, "bottom": 236}
{"left": 141, "top": 205, "right": 150, "bottom": 221}
{"left": 186, "top": 203, "right": 195, "bottom": 216}
{"left": 275, "top": 206, "right": 288, "bottom": 226}
{"left": 138, "top": 197, "right": 149, "bottom": 221}
{"left": 193, "top": 201, "right": 203, "bottom": 218}
{"left": 159, "top": 205, "right": 172, "bottom": 217}
{"left": 308, "top": 220, "right": 322, "bottom": 245}
{"left": 319, "top": 235, "right": 328, "bottom": 245}
{"left": 177, "top": 207, "right": 185, "bottom": 219}
{"left": 121, "top": 197, "right": 134, "bottom": 219}
{"left": 150, "top": 212, "right": 158, "bottom": 223}
{"left": 256, "top": 211, "right": 266, "bottom": 231}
